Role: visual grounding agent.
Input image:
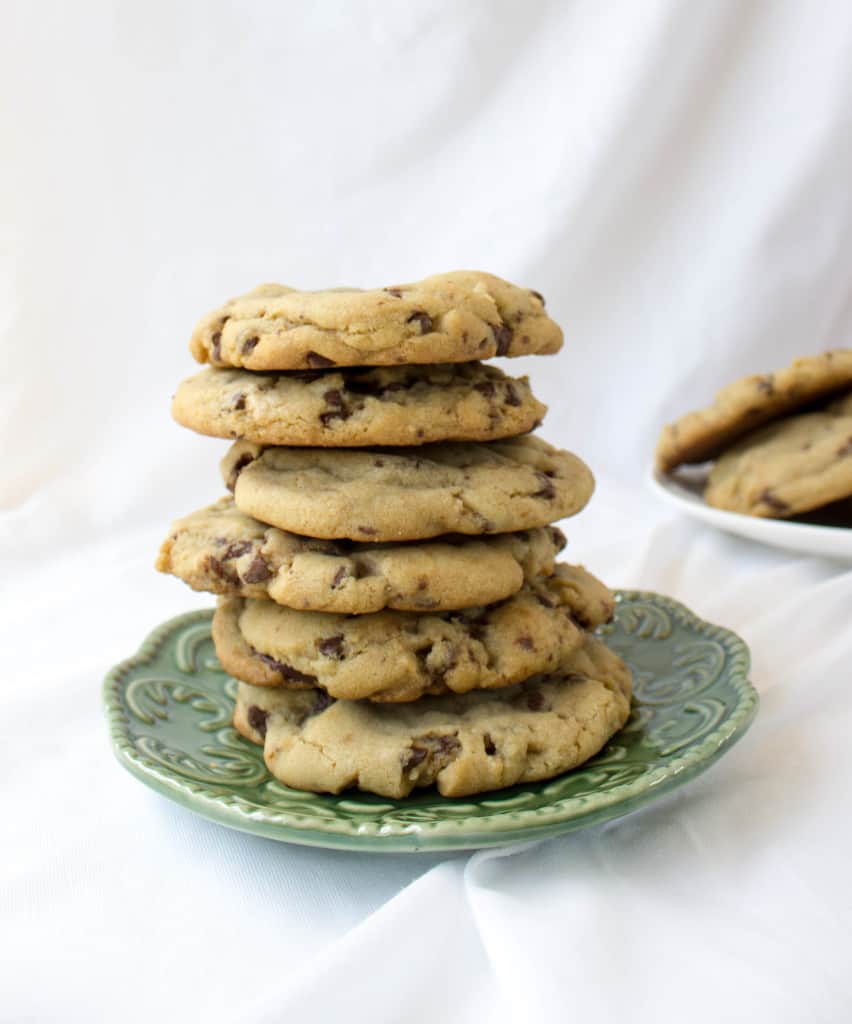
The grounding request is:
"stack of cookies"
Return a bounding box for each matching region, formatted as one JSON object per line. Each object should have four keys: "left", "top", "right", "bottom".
{"left": 158, "top": 271, "right": 632, "bottom": 799}
{"left": 656, "top": 350, "right": 852, "bottom": 520}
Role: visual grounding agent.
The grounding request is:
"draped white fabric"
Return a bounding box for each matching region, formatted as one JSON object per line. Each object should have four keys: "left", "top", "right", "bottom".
{"left": 2, "top": 2, "right": 851, "bottom": 1021}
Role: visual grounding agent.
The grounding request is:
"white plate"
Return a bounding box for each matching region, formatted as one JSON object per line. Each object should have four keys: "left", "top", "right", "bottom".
{"left": 648, "top": 466, "right": 852, "bottom": 560}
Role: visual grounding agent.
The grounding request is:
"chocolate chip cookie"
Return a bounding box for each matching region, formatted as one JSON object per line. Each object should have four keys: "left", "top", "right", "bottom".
{"left": 189, "top": 271, "right": 562, "bottom": 370}
{"left": 221, "top": 435, "right": 594, "bottom": 542}
{"left": 656, "top": 350, "right": 852, "bottom": 472}
{"left": 213, "top": 564, "right": 615, "bottom": 702}
{"left": 157, "top": 497, "right": 566, "bottom": 613}
{"left": 232, "top": 633, "right": 632, "bottom": 798}
{"left": 172, "top": 362, "right": 546, "bottom": 446}
{"left": 705, "top": 400, "right": 852, "bottom": 517}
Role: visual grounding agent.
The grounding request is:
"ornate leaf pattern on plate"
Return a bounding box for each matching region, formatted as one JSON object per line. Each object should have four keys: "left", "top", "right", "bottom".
{"left": 103, "top": 592, "right": 758, "bottom": 851}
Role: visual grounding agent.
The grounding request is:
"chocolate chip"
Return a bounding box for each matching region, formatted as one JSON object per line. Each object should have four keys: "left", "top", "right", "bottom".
{"left": 492, "top": 324, "right": 513, "bottom": 356}
{"left": 306, "top": 351, "right": 336, "bottom": 368}
{"left": 516, "top": 635, "right": 534, "bottom": 651}
{"left": 384, "top": 288, "right": 403, "bottom": 298}
{"left": 526, "top": 690, "right": 545, "bottom": 711}
{"left": 247, "top": 705, "right": 269, "bottom": 738}
{"left": 206, "top": 555, "right": 240, "bottom": 585}
{"left": 529, "top": 289, "right": 545, "bottom": 306}
{"left": 320, "top": 408, "right": 352, "bottom": 426}
{"left": 433, "top": 733, "right": 461, "bottom": 757}
{"left": 474, "top": 380, "right": 496, "bottom": 398}
{"left": 312, "top": 691, "right": 333, "bottom": 714}
{"left": 223, "top": 540, "right": 252, "bottom": 559}
{"left": 323, "top": 388, "right": 344, "bottom": 407}
{"left": 210, "top": 331, "right": 222, "bottom": 361}
{"left": 402, "top": 733, "right": 461, "bottom": 774}
{"left": 277, "top": 661, "right": 317, "bottom": 685}
{"left": 252, "top": 649, "right": 317, "bottom": 685}
{"left": 504, "top": 382, "right": 522, "bottom": 406}
{"left": 357, "top": 525, "right": 378, "bottom": 536}
{"left": 331, "top": 566, "right": 348, "bottom": 588}
{"left": 417, "top": 578, "right": 428, "bottom": 591}
{"left": 318, "top": 634, "right": 345, "bottom": 659}
{"left": 483, "top": 733, "right": 497, "bottom": 755}
{"left": 837, "top": 438, "right": 852, "bottom": 457}
{"left": 759, "top": 489, "right": 790, "bottom": 514}
{"left": 374, "top": 458, "right": 385, "bottom": 467}
{"left": 532, "top": 473, "right": 556, "bottom": 499}
{"left": 756, "top": 375, "right": 775, "bottom": 395}
{"left": 407, "top": 311, "right": 433, "bottom": 334}
{"left": 535, "top": 591, "right": 556, "bottom": 609}
{"left": 549, "top": 526, "right": 566, "bottom": 548}
{"left": 226, "top": 452, "right": 255, "bottom": 490}
{"left": 242, "top": 336, "right": 259, "bottom": 355}
{"left": 289, "top": 370, "right": 325, "bottom": 383}
{"left": 243, "top": 553, "right": 273, "bottom": 583}
{"left": 402, "top": 746, "right": 427, "bottom": 771}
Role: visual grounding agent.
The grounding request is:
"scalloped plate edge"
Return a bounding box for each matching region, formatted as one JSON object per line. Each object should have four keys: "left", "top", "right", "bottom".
{"left": 103, "top": 596, "right": 759, "bottom": 853}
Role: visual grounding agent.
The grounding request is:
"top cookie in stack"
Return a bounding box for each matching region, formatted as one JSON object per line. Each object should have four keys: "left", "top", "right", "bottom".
{"left": 158, "top": 271, "right": 632, "bottom": 799}
{"left": 188, "top": 271, "right": 562, "bottom": 371}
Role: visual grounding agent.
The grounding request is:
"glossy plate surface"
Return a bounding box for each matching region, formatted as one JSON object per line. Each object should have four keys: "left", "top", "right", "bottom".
{"left": 650, "top": 467, "right": 852, "bottom": 561}
{"left": 103, "top": 592, "right": 758, "bottom": 852}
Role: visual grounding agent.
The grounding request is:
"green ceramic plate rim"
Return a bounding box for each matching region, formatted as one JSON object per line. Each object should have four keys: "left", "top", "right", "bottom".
{"left": 103, "top": 591, "right": 759, "bottom": 852}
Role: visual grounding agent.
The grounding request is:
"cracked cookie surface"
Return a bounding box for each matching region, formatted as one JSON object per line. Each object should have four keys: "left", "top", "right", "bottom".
{"left": 232, "top": 633, "right": 632, "bottom": 798}
{"left": 172, "top": 362, "right": 546, "bottom": 446}
{"left": 189, "top": 271, "right": 562, "bottom": 370}
{"left": 156, "top": 497, "right": 566, "bottom": 613}
{"left": 212, "top": 564, "right": 614, "bottom": 702}
{"left": 705, "top": 395, "right": 852, "bottom": 516}
{"left": 221, "top": 435, "right": 594, "bottom": 542}
{"left": 656, "top": 350, "right": 852, "bottom": 472}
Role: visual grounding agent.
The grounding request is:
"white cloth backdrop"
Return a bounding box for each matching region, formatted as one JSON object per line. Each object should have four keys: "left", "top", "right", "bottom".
{"left": 2, "top": 2, "right": 851, "bottom": 1021}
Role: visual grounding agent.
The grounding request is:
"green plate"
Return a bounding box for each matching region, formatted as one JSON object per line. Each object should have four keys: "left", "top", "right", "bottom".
{"left": 103, "top": 592, "right": 758, "bottom": 852}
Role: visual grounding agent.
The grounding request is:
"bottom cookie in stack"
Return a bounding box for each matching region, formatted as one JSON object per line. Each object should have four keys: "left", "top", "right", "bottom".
{"left": 233, "top": 633, "right": 632, "bottom": 799}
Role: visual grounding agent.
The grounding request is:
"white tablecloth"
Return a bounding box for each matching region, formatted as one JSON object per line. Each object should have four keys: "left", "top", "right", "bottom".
{"left": 3, "top": 2, "right": 851, "bottom": 1021}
